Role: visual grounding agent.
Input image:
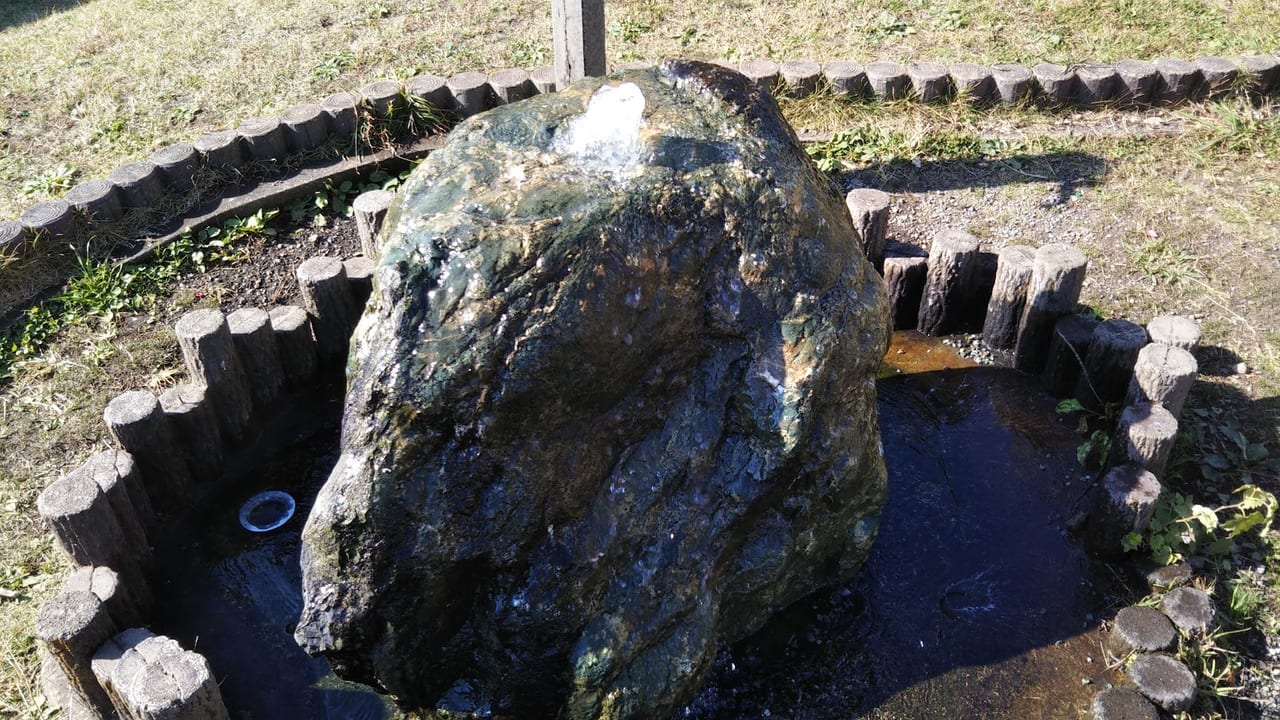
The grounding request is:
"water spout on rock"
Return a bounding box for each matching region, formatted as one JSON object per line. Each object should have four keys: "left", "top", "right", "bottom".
{"left": 553, "top": 82, "right": 646, "bottom": 180}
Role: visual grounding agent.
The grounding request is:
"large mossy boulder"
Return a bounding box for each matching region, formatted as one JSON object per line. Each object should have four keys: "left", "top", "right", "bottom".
{"left": 295, "top": 60, "right": 890, "bottom": 720}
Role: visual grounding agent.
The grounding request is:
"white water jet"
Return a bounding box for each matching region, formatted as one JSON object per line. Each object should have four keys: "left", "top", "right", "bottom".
{"left": 553, "top": 82, "right": 646, "bottom": 180}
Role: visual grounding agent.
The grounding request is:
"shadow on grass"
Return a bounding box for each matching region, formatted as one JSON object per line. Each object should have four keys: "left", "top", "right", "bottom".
{"left": 0, "top": 0, "right": 89, "bottom": 31}
{"left": 840, "top": 150, "right": 1108, "bottom": 210}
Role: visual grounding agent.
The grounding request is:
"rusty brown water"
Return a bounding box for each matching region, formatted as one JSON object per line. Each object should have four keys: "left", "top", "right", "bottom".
{"left": 148, "top": 331, "right": 1119, "bottom": 719}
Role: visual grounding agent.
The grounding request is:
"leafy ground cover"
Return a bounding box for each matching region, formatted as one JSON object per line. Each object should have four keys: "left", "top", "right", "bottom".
{"left": 1, "top": 1, "right": 1278, "bottom": 718}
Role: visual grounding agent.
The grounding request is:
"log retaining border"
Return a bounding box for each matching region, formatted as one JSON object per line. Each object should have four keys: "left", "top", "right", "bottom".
{"left": 12, "top": 48, "right": 1252, "bottom": 719}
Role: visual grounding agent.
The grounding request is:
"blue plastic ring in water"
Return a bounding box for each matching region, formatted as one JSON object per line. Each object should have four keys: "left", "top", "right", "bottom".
{"left": 238, "top": 490, "right": 296, "bottom": 533}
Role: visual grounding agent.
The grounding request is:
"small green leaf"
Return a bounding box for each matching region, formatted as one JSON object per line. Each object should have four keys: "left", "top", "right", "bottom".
{"left": 1207, "top": 538, "right": 1234, "bottom": 555}
{"left": 1222, "top": 512, "right": 1263, "bottom": 537}
{"left": 1202, "top": 453, "right": 1231, "bottom": 470}
{"left": 1056, "top": 399, "right": 1085, "bottom": 414}
{"left": 1190, "top": 504, "right": 1219, "bottom": 531}
{"left": 1121, "top": 532, "right": 1143, "bottom": 551}
{"left": 1219, "top": 424, "right": 1248, "bottom": 452}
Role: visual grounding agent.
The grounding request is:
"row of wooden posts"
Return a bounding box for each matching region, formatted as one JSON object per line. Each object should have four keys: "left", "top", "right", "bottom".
{"left": 34, "top": 253, "right": 375, "bottom": 720}
{"left": 29, "top": 94, "right": 1218, "bottom": 720}
{"left": 37, "top": 177, "right": 1208, "bottom": 716}
{"left": 5, "top": 48, "right": 1280, "bottom": 280}
{"left": 847, "top": 187, "right": 1201, "bottom": 556}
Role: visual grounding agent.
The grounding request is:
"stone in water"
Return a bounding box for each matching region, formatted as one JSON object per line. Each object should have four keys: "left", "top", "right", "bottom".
{"left": 296, "top": 61, "right": 890, "bottom": 720}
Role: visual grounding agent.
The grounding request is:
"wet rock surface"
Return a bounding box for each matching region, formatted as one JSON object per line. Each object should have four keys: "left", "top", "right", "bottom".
{"left": 295, "top": 61, "right": 890, "bottom": 720}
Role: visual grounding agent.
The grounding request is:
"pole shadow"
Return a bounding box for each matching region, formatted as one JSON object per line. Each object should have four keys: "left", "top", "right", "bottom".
{"left": 0, "top": 1, "right": 89, "bottom": 32}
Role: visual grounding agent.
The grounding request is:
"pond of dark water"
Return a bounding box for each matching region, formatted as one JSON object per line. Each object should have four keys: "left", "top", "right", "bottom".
{"left": 147, "top": 332, "right": 1117, "bottom": 720}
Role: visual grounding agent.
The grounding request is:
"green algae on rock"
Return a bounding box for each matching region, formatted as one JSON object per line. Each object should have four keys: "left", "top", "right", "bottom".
{"left": 295, "top": 60, "right": 890, "bottom": 720}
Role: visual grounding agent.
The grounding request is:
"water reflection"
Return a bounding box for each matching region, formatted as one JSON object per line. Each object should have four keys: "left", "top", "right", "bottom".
{"left": 147, "top": 333, "right": 1117, "bottom": 720}
{"left": 682, "top": 332, "right": 1115, "bottom": 719}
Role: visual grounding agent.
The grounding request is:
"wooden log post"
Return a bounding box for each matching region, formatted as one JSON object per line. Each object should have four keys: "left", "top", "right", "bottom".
{"left": 949, "top": 62, "right": 995, "bottom": 104}
{"left": 344, "top": 257, "right": 376, "bottom": 316}
{"left": 883, "top": 243, "right": 928, "bottom": 331}
{"left": 72, "top": 450, "right": 153, "bottom": 553}
{"left": 1074, "top": 62, "right": 1118, "bottom": 106}
{"left": 237, "top": 117, "right": 287, "bottom": 164}
{"left": 447, "top": 72, "right": 492, "bottom": 117}
{"left": 981, "top": 245, "right": 1036, "bottom": 350}
{"left": 192, "top": 130, "right": 244, "bottom": 171}
{"left": 103, "top": 390, "right": 194, "bottom": 511}
{"left": 227, "top": 308, "right": 287, "bottom": 410}
{"left": 845, "top": 188, "right": 891, "bottom": 273}
{"left": 529, "top": 67, "right": 558, "bottom": 95}
{"left": 1013, "top": 243, "right": 1088, "bottom": 374}
{"left": 1107, "top": 605, "right": 1177, "bottom": 656}
{"left": 1153, "top": 58, "right": 1200, "bottom": 104}
{"left": 361, "top": 80, "right": 404, "bottom": 119}
{"left": 281, "top": 103, "right": 331, "bottom": 153}
{"left": 917, "top": 229, "right": 980, "bottom": 336}
{"left": 822, "top": 60, "right": 867, "bottom": 98}
{"left": 1087, "top": 464, "right": 1162, "bottom": 559}
{"left": 65, "top": 566, "right": 144, "bottom": 631}
{"left": 1092, "top": 687, "right": 1163, "bottom": 720}
{"left": 150, "top": 143, "right": 200, "bottom": 192}
{"left": 1239, "top": 55, "right": 1280, "bottom": 96}
{"left": 108, "top": 162, "right": 167, "bottom": 210}
{"left": 739, "top": 60, "right": 781, "bottom": 92}
{"left": 489, "top": 68, "right": 535, "bottom": 105}
{"left": 553, "top": 0, "right": 606, "bottom": 89}
{"left": 406, "top": 74, "right": 453, "bottom": 111}
{"left": 269, "top": 305, "right": 319, "bottom": 387}
{"left": 38, "top": 473, "right": 135, "bottom": 574}
{"left": 1114, "top": 59, "right": 1160, "bottom": 106}
{"left": 64, "top": 179, "right": 124, "bottom": 224}
{"left": 1127, "top": 343, "right": 1198, "bottom": 418}
{"left": 1111, "top": 402, "right": 1179, "bottom": 476}
{"left": 1146, "top": 314, "right": 1201, "bottom": 351}
{"left": 1194, "top": 56, "right": 1238, "bottom": 99}
{"left": 991, "top": 64, "right": 1034, "bottom": 104}
{"left": 1041, "top": 313, "right": 1099, "bottom": 397}
{"left": 99, "top": 631, "right": 230, "bottom": 720}
{"left": 780, "top": 59, "right": 822, "bottom": 97}
{"left": 907, "top": 62, "right": 951, "bottom": 104}
{"left": 865, "top": 61, "right": 911, "bottom": 100}
{"left": 174, "top": 309, "right": 254, "bottom": 441}
{"left": 1129, "top": 653, "right": 1197, "bottom": 713}
{"left": 321, "top": 91, "right": 363, "bottom": 143}
{"left": 1032, "top": 63, "right": 1076, "bottom": 106}
{"left": 1075, "top": 318, "right": 1148, "bottom": 409}
{"left": 35, "top": 590, "right": 118, "bottom": 717}
{"left": 0, "top": 221, "right": 28, "bottom": 256}
{"left": 39, "top": 644, "right": 94, "bottom": 720}
{"left": 159, "top": 384, "right": 225, "bottom": 486}
{"left": 353, "top": 189, "right": 396, "bottom": 259}
{"left": 19, "top": 200, "right": 76, "bottom": 242}
{"left": 297, "top": 257, "right": 356, "bottom": 367}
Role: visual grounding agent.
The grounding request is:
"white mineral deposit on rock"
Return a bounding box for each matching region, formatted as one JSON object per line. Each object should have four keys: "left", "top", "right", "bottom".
{"left": 554, "top": 82, "right": 646, "bottom": 179}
